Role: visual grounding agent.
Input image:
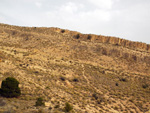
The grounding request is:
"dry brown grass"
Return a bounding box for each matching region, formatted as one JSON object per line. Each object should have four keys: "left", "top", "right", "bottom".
{"left": 0, "top": 23, "right": 150, "bottom": 113}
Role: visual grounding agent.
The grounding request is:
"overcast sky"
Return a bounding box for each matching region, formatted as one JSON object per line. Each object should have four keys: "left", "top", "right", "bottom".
{"left": 0, "top": 0, "right": 150, "bottom": 44}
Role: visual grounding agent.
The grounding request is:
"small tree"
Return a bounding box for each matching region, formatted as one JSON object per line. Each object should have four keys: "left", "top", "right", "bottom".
{"left": 74, "top": 34, "right": 80, "bottom": 39}
{"left": 35, "top": 97, "right": 45, "bottom": 106}
{"left": 64, "top": 102, "right": 73, "bottom": 112}
{"left": 0, "top": 77, "right": 21, "bottom": 98}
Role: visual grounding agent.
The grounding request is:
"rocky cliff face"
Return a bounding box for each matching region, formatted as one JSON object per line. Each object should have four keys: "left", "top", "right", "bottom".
{"left": 1, "top": 23, "right": 149, "bottom": 52}
{"left": 48, "top": 28, "right": 150, "bottom": 65}
{"left": 0, "top": 23, "right": 150, "bottom": 66}
{"left": 50, "top": 27, "right": 150, "bottom": 52}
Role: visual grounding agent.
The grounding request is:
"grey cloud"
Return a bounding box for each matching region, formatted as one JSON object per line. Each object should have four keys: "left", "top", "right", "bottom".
{"left": 0, "top": 0, "right": 150, "bottom": 44}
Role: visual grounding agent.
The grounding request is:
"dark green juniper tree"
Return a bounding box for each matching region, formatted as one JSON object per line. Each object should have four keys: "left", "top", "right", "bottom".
{"left": 0, "top": 77, "right": 21, "bottom": 98}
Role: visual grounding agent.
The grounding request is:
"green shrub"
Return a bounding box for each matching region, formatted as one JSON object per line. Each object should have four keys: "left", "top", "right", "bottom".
{"left": 73, "top": 78, "right": 79, "bottom": 82}
{"left": 61, "top": 29, "right": 65, "bottom": 33}
{"left": 74, "top": 34, "right": 80, "bottom": 39}
{"left": 115, "top": 83, "right": 119, "bottom": 86}
{"left": 142, "top": 84, "right": 148, "bottom": 89}
{"left": 35, "top": 97, "right": 45, "bottom": 106}
{"left": 87, "top": 35, "right": 92, "bottom": 40}
{"left": 0, "top": 77, "right": 21, "bottom": 98}
{"left": 54, "top": 104, "right": 60, "bottom": 108}
{"left": 119, "top": 78, "right": 127, "bottom": 82}
{"left": 60, "top": 77, "right": 65, "bottom": 81}
{"left": 92, "top": 93, "right": 98, "bottom": 100}
{"left": 64, "top": 102, "right": 73, "bottom": 112}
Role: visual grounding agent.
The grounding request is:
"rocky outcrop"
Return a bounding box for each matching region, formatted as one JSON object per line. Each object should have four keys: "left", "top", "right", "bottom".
{"left": 0, "top": 23, "right": 150, "bottom": 64}
{"left": 50, "top": 27, "right": 150, "bottom": 52}
{"left": 0, "top": 23, "right": 149, "bottom": 52}
{"left": 47, "top": 27, "right": 150, "bottom": 64}
{"left": 73, "top": 33, "right": 150, "bottom": 52}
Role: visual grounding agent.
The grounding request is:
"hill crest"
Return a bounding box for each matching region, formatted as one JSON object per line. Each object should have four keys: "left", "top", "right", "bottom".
{"left": 0, "top": 23, "right": 150, "bottom": 52}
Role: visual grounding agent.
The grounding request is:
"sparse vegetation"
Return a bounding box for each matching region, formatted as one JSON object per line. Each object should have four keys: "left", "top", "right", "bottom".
{"left": 92, "top": 93, "right": 98, "bottom": 100}
{"left": 35, "top": 97, "right": 45, "bottom": 106}
{"left": 0, "top": 23, "right": 150, "bottom": 113}
{"left": 73, "top": 78, "right": 79, "bottom": 82}
{"left": 87, "top": 35, "right": 92, "bottom": 40}
{"left": 74, "top": 34, "right": 80, "bottom": 39}
{"left": 142, "top": 84, "right": 148, "bottom": 89}
{"left": 119, "top": 78, "right": 127, "bottom": 82}
{"left": 0, "top": 99, "right": 6, "bottom": 106}
{"left": 0, "top": 77, "right": 21, "bottom": 98}
{"left": 60, "top": 77, "right": 65, "bottom": 81}
{"left": 61, "top": 29, "right": 65, "bottom": 33}
{"left": 54, "top": 104, "right": 60, "bottom": 108}
{"left": 64, "top": 102, "right": 73, "bottom": 112}
{"left": 49, "top": 107, "right": 52, "bottom": 110}
{"left": 115, "top": 83, "right": 119, "bottom": 86}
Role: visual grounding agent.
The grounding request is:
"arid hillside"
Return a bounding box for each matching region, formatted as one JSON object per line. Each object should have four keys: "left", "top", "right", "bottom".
{"left": 0, "top": 23, "right": 150, "bottom": 113}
